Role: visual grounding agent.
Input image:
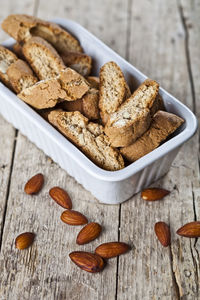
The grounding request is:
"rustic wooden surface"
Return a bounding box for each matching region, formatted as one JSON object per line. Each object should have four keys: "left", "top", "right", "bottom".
{"left": 0, "top": 0, "right": 199, "bottom": 299}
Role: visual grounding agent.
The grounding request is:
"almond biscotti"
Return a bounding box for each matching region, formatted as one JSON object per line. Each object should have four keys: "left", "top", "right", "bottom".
{"left": 7, "top": 59, "right": 38, "bottom": 93}
{"left": 60, "top": 88, "right": 99, "bottom": 120}
{"left": 0, "top": 45, "right": 17, "bottom": 88}
{"left": 48, "top": 110, "right": 124, "bottom": 171}
{"left": 22, "top": 37, "right": 65, "bottom": 80}
{"left": 18, "top": 78, "right": 67, "bottom": 109}
{"left": 58, "top": 68, "right": 89, "bottom": 101}
{"left": 17, "top": 68, "right": 90, "bottom": 109}
{"left": 120, "top": 111, "right": 184, "bottom": 162}
{"left": 99, "top": 61, "right": 130, "bottom": 125}
{"left": 61, "top": 52, "right": 92, "bottom": 76}
{"left": 86, "top": 76, "right": 99, "bottom": 89}
{"left": 2, "top": 14, "right": 82, "bottom": 53}
{"left": 105, "top": 79, "right": 159, "bottom": 147}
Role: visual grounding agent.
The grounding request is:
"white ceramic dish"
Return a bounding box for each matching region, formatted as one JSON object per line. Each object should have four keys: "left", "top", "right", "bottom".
{"left": 0, "top": 18, "right": 197, "bottom": 204}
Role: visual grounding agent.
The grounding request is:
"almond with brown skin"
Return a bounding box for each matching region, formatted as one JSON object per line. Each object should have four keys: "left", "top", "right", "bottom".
{"left": 69, "top": 251, "right": 105, "bottom": 273}
{"left": 95, "top": 242, "right": 130, "bottom": 258}
{"left": 15, "top": 232, "right": 35, "bottom": 250}
{"left": 49, "top": 186, "right": 72, "bottom": 209}
{"left": 24, "top": 173, "right": 44, "bottom": 194}
{"left": 76, "top": 222, "right": 102, "bottom": 245}
{"left": 141, "top": 188, "right": 170, "bottom": 201}
{"left": 61, "top": 210, "right": 88, "bottom": 225}
{"left": 154, "top": 222, "right": 171, "bottom": 247}
{"left": 177, "top": 221, "right": 200, "bottom": 238}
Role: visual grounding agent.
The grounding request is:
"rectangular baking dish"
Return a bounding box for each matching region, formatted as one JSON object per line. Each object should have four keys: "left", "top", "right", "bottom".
{"left": 0, "top": 18, "right": 197, "bottom": 204}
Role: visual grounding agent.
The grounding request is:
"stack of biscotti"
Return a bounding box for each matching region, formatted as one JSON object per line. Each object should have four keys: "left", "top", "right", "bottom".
{"left": 0, "top": 14, "right": 184, "bottom": 171}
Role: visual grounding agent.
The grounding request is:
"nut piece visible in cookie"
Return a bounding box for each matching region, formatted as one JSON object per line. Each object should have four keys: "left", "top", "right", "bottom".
{"left": 58, "top": 68, "right": 89, "bottom": 101}
{"left": 1, "top": 14, "right": 82, "bottom": 53}
{"left": 48, "top": 111, "right": 124, "bottom": 171}
{"left": 22, "top": 36, "right": 65, "bottom": 80}
{"left": 61, "top": 52, "right": 92, "bottom": 76}
{"left": 86, "top": 76, "right": 99, "bottom": 89}
{"left": 7, "top": 59, "right": 38, "bottom": 93}
{"left": 18, "top": 78, "right": 67, "bottom": 109}
{"left": 0, "top": 45, "right": 17, "bottom": 88}
{"left": 99, "top": 61, "right": 130, "bottom": 125}
{"left": 61, "top": 88, "right": 99, "bottom": 120}
{"left": 120, "top": 110, "right": 184, "bottom": 162}
{"left": 105, "top": 79, "right": 159, "bottom": 147}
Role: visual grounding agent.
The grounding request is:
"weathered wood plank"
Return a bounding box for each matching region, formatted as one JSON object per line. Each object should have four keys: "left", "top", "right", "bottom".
{"left": 0, "top": 1, "right": 129, "bottom": 299}
{"left": 117, "top": 0, "right": 200, "bottom": 299}
{"left": 0, "top": 0, "right": 36, "bottom": 245}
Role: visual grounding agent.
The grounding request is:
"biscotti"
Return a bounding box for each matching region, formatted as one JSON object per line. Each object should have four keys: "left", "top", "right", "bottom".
{"left": 7, "top": 59, "right": 38, "bottom": 93}
{"left": 22, "top": 36, "right": 65, "bottom": 80}
{"left": 61, "top": 88, "right": 99, "bottom": 120}
{"left": 48, "top": 111, "right": 124, "bottom": 171}
{"left": 120, "top": 111, "right": 184, "bottom": 162}
{"left": 0, "top": 45, "right": 17, "bottom": 88}
{"left": 99, "top": 61, "right": 129, "bottom": 125}
{"left": 2, "top": 14, "right": 82, "bottom": 53}
{"left": 61, "top": 52, "right": 92, "bottom": 76}
{"left": 105, "top": 79, "right": 159, "bottom": 147}
{"left": 18, "top": 78, "right": 67, "bottom": 109}
{"left": 13, "top": 43, "right": 24, "bottom": 59}
{"left": 86, "top": 76, "right": 99, "bottom": 89}
{"left": 58, "top": 68, "right": 89, "bottom": 100}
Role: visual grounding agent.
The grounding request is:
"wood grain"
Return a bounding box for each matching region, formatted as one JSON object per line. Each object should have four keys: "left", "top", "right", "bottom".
{"left": 0, "top": 0, "right": 199, "bottom": 299}
{"left": 0, "top": 1, "right": 129, "bottom": 299}
{"left": 117, "top": 0, "right": 200, "bottom": 299}
{"left": 0, "top": 0, "right": 36, "bottom": 247}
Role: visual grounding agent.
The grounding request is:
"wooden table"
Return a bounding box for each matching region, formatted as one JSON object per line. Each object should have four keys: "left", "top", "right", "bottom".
{"left": 0, "top": 0, "right": 199, "bottom": 299}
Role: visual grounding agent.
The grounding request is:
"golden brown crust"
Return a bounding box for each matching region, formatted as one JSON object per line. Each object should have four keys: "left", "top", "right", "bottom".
{"left": 58, "top": 68, "right": 89, "bottom": 100}
{"left": 12, "top": 43, "right": 24, "bottom": 59}
{"left": 2, "top": 14, "right": 82, "bottom": 53}
{"left": 105, "top": 79, "right": 159, "bottom": 147}
{"left": 61, "top": 52, "right": 92, "bottom": 76}
{"left": 99, "top": 61, "right": 128, "bottom": 125}
{"left": 86, "top": 76, "right": 99, "bottom": 89}
{"left": 0, "top": 45, "right": 18, "bottom": 88}
{"left": 7, "top": 59, "right": 38, "bottom": 93}
{"left": 22, "top": 36, "right": 65, "bottom": 80}
{"left": 18, "top": 78, "right": 67, "bottom": 109}
{"left": 48, "top": 111, "right": 124, "bottom": 171}
{"left": 120, "top": 110, "right": 184, "bottom": 162}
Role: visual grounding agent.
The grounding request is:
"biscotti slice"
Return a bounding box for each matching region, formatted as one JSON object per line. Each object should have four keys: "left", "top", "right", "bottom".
{"left": 121, "top": 111, "right": 184, "bottom": 162}
{"left": 48, "top": 111, "right": 124, "bottom": 171}
{"left": 99, "top": 61, "right": 129, "bottom": 125}
{"left": 22, "top": 36, "right": 65, "bottom": 80}
{"left": 58, "top": 68, "right": 89, "bottom": 100}
{"left": 61, "top": 52, "right": 92, "bottom": 76}
{"left": 105, "top": 79, "right": 159, "bottom": 147}
{"left": 0, "top": 45, "right": 17, "bottom": 87}
{"left": 18, "top": 78, "right": 66, "bottom": 109}
{"left": 60, "top": 88, "right": 99, "bottom": 120}
{"left": 86, "top": 76, "right": 99, "bottom": 89}
{"left": 7, "top": 59, "right": 38, "bottom": 93}
{"left": 2, "top": 14, "right": 82, "bottom": 53}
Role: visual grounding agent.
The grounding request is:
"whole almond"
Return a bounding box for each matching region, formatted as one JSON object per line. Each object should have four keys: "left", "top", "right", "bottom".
{"left": 24, "top": 173, "right": 44, "bottom": 195}
{"left": 95, "top": 242, "right": 130, "bottom": 258}
{"left": 154, "top": 222, "right": 171, "bottom": 247}
{"left": 15, "top": 232, "right": 35, "bottom": 250}
{"left": 49, "top": 186, "right": 72, "bottom": 209}
{"left": 76, "top": 222, "right": 102, "bottom": 245}
{"left": 141, "top": 188, "right": 170, "bottom": 201}
{"left": 61, "top": 210, "right": 88, "bottom": 225}
{"left": 69, "top": 251, "right": 105, "bottom": 273}
{"left": 177, "top": 221, "right": 200, "bottom": 238}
